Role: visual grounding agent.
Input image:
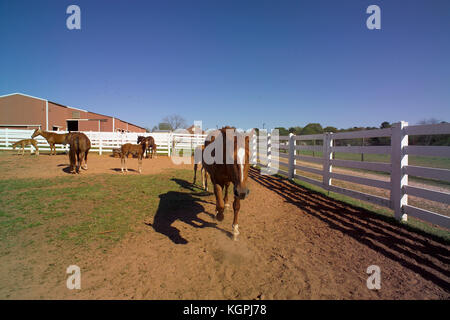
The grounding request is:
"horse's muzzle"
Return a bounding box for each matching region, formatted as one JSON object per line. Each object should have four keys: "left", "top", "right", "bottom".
{"left": 234, "top": 187, "right": 250, "bottom": 200}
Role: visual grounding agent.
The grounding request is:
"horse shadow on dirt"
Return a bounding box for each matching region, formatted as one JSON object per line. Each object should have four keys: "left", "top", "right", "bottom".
{"left": 57, "top": 164, "right": 72, "bottom": 174}
{"left": 110, "top": 168, "right": 138, "bottom": 173}
{"left": 248, "top": 167, "right": 450, "bottom": 291}
{"left": 147, "top": 179, "right": 231, "bottom": 244}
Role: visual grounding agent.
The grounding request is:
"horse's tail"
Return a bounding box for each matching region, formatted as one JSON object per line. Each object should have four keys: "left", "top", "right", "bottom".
{"left": 73, "top": 135, "right": 81, "bottom": 163}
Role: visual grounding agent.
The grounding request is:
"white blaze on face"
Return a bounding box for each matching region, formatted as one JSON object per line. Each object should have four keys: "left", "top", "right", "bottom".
{"left": 237, "top": 147, "right": 245, "bottom": 182}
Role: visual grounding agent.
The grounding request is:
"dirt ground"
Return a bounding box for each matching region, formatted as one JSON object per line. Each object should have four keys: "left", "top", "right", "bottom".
{"left": 0, "top": 151, "right": 193, "bottom": 179}
{"left": 0, "top": 152, "right": 449, "bottom": 299}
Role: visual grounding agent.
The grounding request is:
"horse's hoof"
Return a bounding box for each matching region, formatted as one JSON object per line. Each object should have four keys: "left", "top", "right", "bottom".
{"left": 216, "top": 211, "right": 224, "bottom": 221}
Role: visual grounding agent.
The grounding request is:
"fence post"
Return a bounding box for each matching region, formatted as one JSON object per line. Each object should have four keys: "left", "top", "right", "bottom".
{"left": 5, "top": 128, "right": 9, "bottom": 148}
{"left": 99, "top": 136, "right": 103, "bottom": 155}
{"left": 168, "top": 133, "right": 172, "bottom": 157}
{"left": 323, "top": 133, "right": 333, "bottom": 190}
{"left": 251, "top": 132, "right": 257, "bottom": 167}
{"left": 288, "top": 133, "right": 295, "bottom": 179}
{"left": 391, "top": 121, "right": 408, "bottom": 222}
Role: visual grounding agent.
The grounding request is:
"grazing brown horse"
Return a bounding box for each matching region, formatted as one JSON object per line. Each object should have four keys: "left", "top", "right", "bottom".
{"left": 137, "top": 136, "right": 158, "bottom": 158}
{"left": 66, "top": 132, "right": 91, "bottom": 174}
{"left": 12, "top": 139, "right": 39, "bottom": 156}
{"left": 31, "top": 129, "right": 68, "bottom": 155}
{"left": 120, "top": 140, "right": 149, "bottom": 173}
{"left": 202, "top": 127, "right": 253, "bottom": 240}
{"left": 193, "top": 145, "right": 208, "bottom": 191}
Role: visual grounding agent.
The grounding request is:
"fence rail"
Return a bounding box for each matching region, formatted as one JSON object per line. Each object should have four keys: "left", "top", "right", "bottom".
{"left": 253, "top": 122, "right": 450, "bottom": 229}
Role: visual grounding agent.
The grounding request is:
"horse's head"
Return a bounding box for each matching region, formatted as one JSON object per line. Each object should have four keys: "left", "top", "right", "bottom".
{"left": 31, "top": 129, "right": 41, "bottom": 139}
{"left": 224, "top": 128, "right": 254, "bottom": 200}
{"left": 137, "top": 136, "right": 144, "bottom": 144}
{"left": 140, "top": 137, "right": 149, "bottom": 151}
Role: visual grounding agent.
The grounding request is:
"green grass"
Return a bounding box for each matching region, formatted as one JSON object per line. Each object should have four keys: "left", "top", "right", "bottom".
{"left": 0, "top": 169, "right": 198, "bottom": 249}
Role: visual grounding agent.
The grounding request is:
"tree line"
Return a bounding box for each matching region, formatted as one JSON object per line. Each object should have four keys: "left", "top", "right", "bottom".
{"left": 274, "top": 119, "right": 450, "bottom": 146}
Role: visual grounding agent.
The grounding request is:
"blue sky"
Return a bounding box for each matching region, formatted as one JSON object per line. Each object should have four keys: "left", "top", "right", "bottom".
{"left": 1, "top": 0, "right": 449, "bottom": 130}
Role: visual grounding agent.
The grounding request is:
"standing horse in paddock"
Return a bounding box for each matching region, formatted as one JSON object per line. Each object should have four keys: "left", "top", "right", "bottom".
{"left": 12, "top": 139, "right": 39, "bottom": 156}
{"left": 120, "top": 139, "right": 149, "bottom": 173}
{"left": 66, "top": 132, "right": 91, "bottom": 174}
{"left": 193, "top": 145, "right": 208, "bottom": 191}
{"left": 202, "top": 127, "right": 253, "bottom": 240}
{"left": 137, "top": 136, "right": 158, "bottom": 158}
{"left": 31, "top": 129, "right": 68, "bottom": 155}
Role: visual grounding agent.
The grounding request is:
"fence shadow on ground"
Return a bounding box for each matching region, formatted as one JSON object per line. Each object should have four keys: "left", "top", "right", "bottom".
{"left": 147, "top": 179, "right": 231, "bottom": 244}
{"left": 248, "top": 167, "right": 450, "bottom": 291}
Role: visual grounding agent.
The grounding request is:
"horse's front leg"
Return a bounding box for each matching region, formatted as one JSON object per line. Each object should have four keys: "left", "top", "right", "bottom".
{"left": 213, "top": 184, "right": 225, "bottom": 221}
{"left": 193, "top": 163, "right": 198, "bottom": 185}
{"left": 138, "top": 155, "right": 142, "bottom": 173}
{"left": 202, "top": 168, "right": 208, "bottom": 191}
{"left": 232, "top": 196, "right": 241, "bottom": 241}
{"left": 223, "top": 182, "right": 230, "bottom": 209}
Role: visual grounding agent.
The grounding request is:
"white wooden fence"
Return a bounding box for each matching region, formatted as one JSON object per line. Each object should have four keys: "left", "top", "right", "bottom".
{"left": 254, "top": 122, "right": 450, "bottom": 229}
{"left": 0, "top": 129, "right": 207, "bottom": 156}
{"left": 1, "top": 124, "right": 449, "bottom": 229}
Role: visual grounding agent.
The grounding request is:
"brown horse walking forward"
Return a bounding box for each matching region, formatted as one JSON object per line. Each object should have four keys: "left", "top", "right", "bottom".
{"left": 12, "top": 139, "right": 40, "bottom": 156}
{"left": 137, "top": 136, "right": 158, "bottom": 158}
{"left": 31, "top": 129, "right": 68, "bottom": 155}
{"left": 66, "top": 132, "right": 91, "bottom": 174}
{"left": 120, "top": 140, "right": 149, "bottom": 173}
{"left": 193, "top": 145, "right": 208, "bottom": 191}
{"left": 202, "top": 126, "right": 253, "bottom": 240}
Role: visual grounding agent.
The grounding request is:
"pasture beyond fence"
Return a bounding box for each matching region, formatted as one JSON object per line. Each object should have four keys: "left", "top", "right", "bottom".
{"left": 0, "top": 122, "right": 449, "bottom": 230}
{"left": 254, "top": 121, "right": 450, "bottom": 230}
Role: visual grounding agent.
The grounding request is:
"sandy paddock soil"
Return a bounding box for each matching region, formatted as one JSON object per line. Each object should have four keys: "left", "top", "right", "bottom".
{"left": 0, "top": 152, "right": 449, "bottom": 299}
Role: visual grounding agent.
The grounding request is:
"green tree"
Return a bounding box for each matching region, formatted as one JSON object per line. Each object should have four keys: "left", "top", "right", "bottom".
{"left": 301, "top": 123, "right": 323, "bottom": 135}
{"left": 275, "top": 127, "right": 289, "bottom": 136}
{"left": 323, "top": 126, "right": 337, "bottom": 133}
{"left": 380, "top": 121, "right": 391, "bottom": 129}
{"left": 289, "top": 126, "right": 303, "bottom": 135}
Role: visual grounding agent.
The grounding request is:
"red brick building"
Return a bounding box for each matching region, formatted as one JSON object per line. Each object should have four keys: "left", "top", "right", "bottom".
{"left": 0, "top": 93, "right": 146, "bottom": 133}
